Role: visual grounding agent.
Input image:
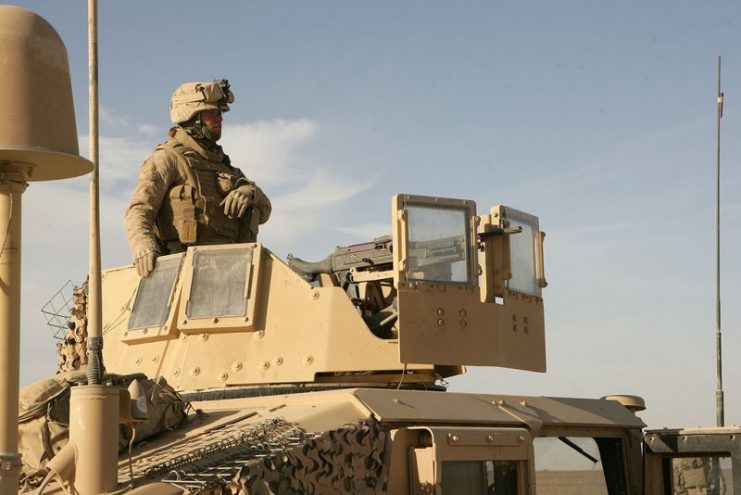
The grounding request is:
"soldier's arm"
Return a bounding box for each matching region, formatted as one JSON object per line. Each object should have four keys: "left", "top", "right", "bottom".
{"left": 124, "top": 150, "right": 178, "bottom": 258}
{"left": 234, "top": 175, "right": 271, "bottom": 224}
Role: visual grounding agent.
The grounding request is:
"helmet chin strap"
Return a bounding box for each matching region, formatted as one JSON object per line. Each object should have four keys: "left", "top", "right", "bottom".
{"left": 181, "top": 117, "right": 220, "bottom": 150}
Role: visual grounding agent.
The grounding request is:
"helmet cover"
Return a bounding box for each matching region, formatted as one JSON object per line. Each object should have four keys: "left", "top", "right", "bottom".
{"left": 169, "top": 79, "right": 235, "bottom": 124}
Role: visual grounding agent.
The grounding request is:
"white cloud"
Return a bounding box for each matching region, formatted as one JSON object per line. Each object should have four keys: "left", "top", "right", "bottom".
{"left": 221, "top": 119, "right": 318, "bottom": 185}
{"left": 219, "top": 119, "right": 379, "bottom": 255}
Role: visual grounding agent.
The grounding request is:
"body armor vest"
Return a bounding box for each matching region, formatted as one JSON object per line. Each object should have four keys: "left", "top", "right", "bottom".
{"left": 155, "top": 140, "right": 245, "bottom": 250}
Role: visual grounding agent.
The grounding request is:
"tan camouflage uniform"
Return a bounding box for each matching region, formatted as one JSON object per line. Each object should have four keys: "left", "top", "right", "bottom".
{"left": 124, "top": 127, "right": 271, "bottom": 257}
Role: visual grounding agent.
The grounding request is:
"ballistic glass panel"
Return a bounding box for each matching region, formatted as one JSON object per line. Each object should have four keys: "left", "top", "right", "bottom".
{"left": 405, "top": 205, "right": 470, "bottom": 284}
{"left": 533, "top": 437, "right": 609, "bottom": 494}
{"left": 128, "top": 256, "right": 182, "bottom": 330}
{"left": 188, "top": 248, "right": 251, "bottom": 318}
{"left": 670, "top": 457, "right": 732, "bottom": 494}
{"left": 441, "top": 460, "right": 518, "bottom": 494}
{"left": 506, "top": 209, "right": 540, "bottom": 296}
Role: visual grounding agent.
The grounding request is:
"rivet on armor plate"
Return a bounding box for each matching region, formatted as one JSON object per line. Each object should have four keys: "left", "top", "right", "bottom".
{"left": 212, "top": 317, "right": 219, "bottom": 324}
{"left": 173, "top": 369, "right": 180, "bottom": 376}
{"left": 459, "top": 309, "right": 467, "bottom": 317}
{"left": 151, "top": 355, "right": 158, "bottom": 363}
{"left": 142, "top": 328, "right": 148, "bottom": 335}
{"left": 437, "top": 307, "right": 445, "bottom": 316}
{"left": 303, "top": 355, "right": 314, "bottom": 365}
{"left": 259, "top": 361, "right": 270, "bottom": 370}
{"left": 437, "top": 318, "right": 445, "bottom": 327}
{"left": 311, "top": 290, "right": 320, "bottom": 300}
{"left": 487, "top": 435, "right": 494, "bottom": 443}
{"left": 135, "top": 357, "right": 142, "bottom": 365}
{"left": 182, "top": 319, "right": 188, "bottom": 325}
{"left": 181, "top": 334, "right": 188, "bottom": 341}
{"left": 256, "top": 330, "right": 265, "bottom": 339}
{"left": 449, "top": 434, "right": 459, "bottom": 443}
{"left": 191, "top": 367, "right": 200, "bottom": 376}
{"left": 232, "top": 361, "right": 243, "bottom": 371}
{"left": 218, "top": 371, "right": 228, "bottom": 381}
{"left": 518, "top": 436, "right": 525, "bottom": 443}
{"left": 459, "top": 319, "right": 467, "bottom": 328}
{"left": 200, "top": 333, "right": 209, "bottom": 341}
{"left": 274, "top": 356, "right": 284, "bottom": 366}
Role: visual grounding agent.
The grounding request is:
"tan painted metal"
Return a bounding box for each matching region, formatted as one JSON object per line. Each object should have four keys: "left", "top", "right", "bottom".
{"left": 101, "top": 244, "right": 440, "bottom": 390}
{"left": 87, "top": 0, "right": 104, "bottom": 383}
{"left": 0, "top": 6, "right": 93, "bottom": 181}
{"left": 0, "top": 166, "right": 28, "bottom": 495}
{"left": 0, "top": 7, "right": 92, "bottom": 494}
{"left": 68, "top": 385, "right": 120, "bottom": 494}
{"left": 603, "top": 394, "right": 647, "bottom": 412}
{"left": 392, "top": 195, "right": 546, "bottom": 371}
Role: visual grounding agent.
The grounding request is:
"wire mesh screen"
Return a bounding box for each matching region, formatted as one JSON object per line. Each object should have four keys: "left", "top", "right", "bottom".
{"left": 41, "top": 280, "right": 75, "bottom": 339}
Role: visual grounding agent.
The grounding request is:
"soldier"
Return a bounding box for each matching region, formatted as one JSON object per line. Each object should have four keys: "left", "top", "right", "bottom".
{"left": 125, "top": 79, "right": 271, "bottom": 277}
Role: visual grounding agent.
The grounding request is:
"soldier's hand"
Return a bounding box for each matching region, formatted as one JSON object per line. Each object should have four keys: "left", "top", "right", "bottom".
{"left": 220, "top": 187, "right": 253, "bottom": 219}
{"left": 134, "top": 249, "right": 158, "bottom": 277}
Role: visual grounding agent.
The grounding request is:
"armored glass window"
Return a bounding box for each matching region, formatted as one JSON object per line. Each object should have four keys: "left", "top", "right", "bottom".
{"left": 405, "top": 205, "right": 471, "bottom": 284}
{"left": 128, "top": 255, "right": 183, "bottom": 330}
{"left": 505, "top": 208, "right": 541, "bottom": 297}
{"left": 441, "top": 460, "right": 518, "bottom": 494}
{"left": 187, "top": 248, "right": 251, "bottom": 318}
{"left": 533, "top": 437, "right": 611, "bottom": 493}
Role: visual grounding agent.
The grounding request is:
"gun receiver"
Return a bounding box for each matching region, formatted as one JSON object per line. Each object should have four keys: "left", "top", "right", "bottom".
{"left": 287, "top": 235, "right": 393, "bottom": 282}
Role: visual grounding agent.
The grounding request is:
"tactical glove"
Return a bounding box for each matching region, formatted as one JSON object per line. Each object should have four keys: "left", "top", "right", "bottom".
{"left": 220, "top": 186, "right": 254, "bottom": 219}
{"left": 133, "top": 246, "right": 159, "bottom": 278}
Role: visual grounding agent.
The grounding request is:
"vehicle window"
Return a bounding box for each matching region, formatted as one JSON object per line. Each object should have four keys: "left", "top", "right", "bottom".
{"left": 442, "top": 460, "right": 518, "bottom": 494}
{"left": 505, "top": 208, "right": 541, "bottom": 297}
{"left": 187, "top": 248, "right": 251, "bottom": 318}
{"left": 534, "top": 437, "right": 614, "bottom": 495}
{"left": 128, "top": 255, "right": 182, "bottom": 330}
{"left": 670, "top": 457, "right": 733, "bottom": 494}
{"left": 405, "top": 205, "right": 471, "bottom": 284}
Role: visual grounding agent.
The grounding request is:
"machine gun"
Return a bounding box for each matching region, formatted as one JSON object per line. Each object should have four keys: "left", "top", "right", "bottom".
{"left": 287, "top": 235, "right": 393, "bottom": 284}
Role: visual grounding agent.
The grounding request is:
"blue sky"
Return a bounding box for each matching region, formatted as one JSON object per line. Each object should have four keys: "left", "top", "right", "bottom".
{"left": 8, "top": 1, "right": 741, "bottom": 430}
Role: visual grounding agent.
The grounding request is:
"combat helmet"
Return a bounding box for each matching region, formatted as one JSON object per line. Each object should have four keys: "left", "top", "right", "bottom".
{"left": 169, "top": 79, "right": 234, "bottom": 124}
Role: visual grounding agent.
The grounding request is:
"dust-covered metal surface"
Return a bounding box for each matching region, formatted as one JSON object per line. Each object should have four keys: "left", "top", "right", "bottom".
{"left": 127, "top": 417, "right": 387, "bottom": 495}
{"left": 352, "top": 389, "right": 646, "bottom": 430}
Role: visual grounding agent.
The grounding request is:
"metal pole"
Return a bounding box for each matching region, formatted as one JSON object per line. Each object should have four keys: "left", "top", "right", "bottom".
{"left": 0, "top": 164, "right": 29, "bottom": 495}
{"left": 715, "top": 55, "right": 724, "bottom": 428}
{"left": 87, "top": 0, "right": 104, "bottom": 385}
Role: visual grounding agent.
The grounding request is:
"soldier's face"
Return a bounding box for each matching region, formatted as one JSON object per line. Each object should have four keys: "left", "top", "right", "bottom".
{"left": 201, "top": 109, "right": 223, "bottom": 141}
